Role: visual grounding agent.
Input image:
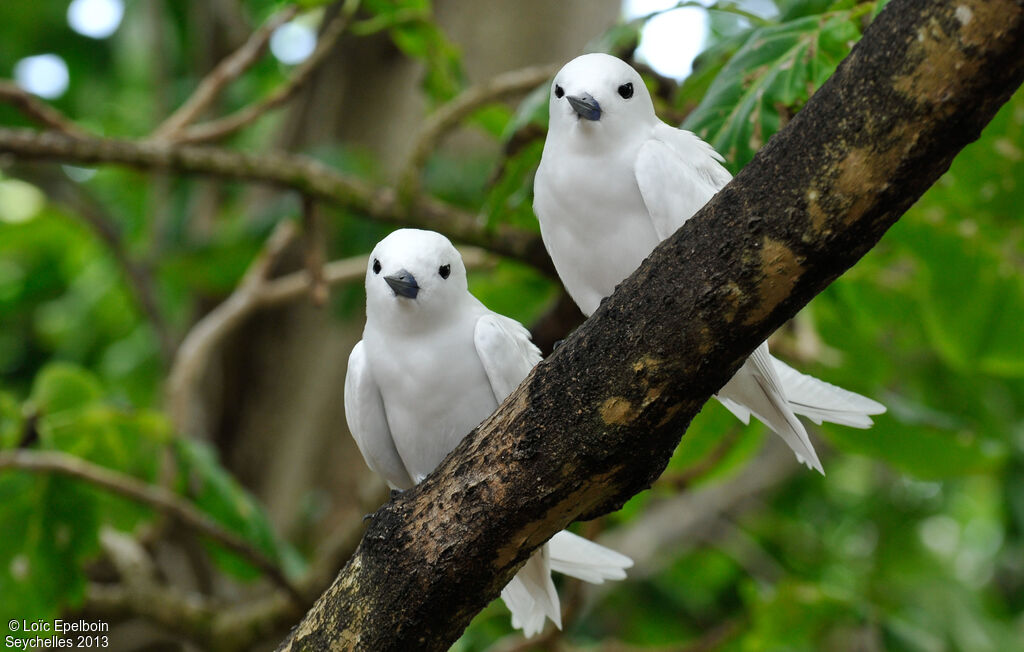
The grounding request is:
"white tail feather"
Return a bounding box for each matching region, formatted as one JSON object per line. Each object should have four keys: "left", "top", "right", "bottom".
{"left": 772, "top": 358, "right": 886, "bottom": 429}
{"left": 500, "top": 546, "right": 561, "bottom": 637}
{"left": 548, "top": 530, "right": 634, "bottom": 583}
{"left": 500, "top": 531, "right": 633, "bottom": 636}
{"left": 719, "top": 345, "right": 824, "bottom": 474}
{"left": 717, "top": 344, "right": 886, "bottom": 475}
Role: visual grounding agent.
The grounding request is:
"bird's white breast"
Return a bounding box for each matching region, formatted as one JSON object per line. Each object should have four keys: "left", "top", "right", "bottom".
{"left": 535, "top": 138, "right": 661, "bottom": 316}
{"left": 364, "top": 311, "right": 497, "bottom": 482}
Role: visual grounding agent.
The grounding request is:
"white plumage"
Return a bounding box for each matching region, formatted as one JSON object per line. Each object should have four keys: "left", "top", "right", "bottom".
{"left": 534, "top": 53, "right": 886, "bottom": 473}
{"left": 345, "top": 228, "right": 632, "bottom": 636}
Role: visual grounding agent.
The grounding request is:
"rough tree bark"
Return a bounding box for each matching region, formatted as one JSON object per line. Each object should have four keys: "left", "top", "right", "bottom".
{"left": 276, "top": 0, "right": 1024, "bottom": 650}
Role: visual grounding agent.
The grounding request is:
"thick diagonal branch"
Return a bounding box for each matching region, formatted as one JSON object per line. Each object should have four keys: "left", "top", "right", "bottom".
{"left": 277, "top": 1, "right": 1024, "bottom": 649}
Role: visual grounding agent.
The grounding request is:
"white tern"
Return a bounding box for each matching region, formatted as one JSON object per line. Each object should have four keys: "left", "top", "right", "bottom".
{"left": 533, "top": 53, "right": 886, "bottom": 473}
{"left": 344, "top": 228, "right": 633, "bottom": 636}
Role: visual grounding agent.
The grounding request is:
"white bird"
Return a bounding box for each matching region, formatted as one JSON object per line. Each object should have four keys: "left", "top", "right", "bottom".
{"left": 533, "top": 53, "right": 886, "bottom": 473}
{"left": 344, "top": 228, "right": 633, "bottom": 636}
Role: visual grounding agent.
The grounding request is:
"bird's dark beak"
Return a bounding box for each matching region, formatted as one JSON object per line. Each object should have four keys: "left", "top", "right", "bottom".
{"left": 384, "top": 269, "right": 419, "bottom": 299}
{"left": 567, "top": 93, "right": 601, "bottom": 121}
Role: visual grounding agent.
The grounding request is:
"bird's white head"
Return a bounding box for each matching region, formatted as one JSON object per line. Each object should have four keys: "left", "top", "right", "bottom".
{"left": 364, "top": 228, "right": 469, "bottom": 328}
{"left": 548, "top": 53, "right": 656, "bottom": 148}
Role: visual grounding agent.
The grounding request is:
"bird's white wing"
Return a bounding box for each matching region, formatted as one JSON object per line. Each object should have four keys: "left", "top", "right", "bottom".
{"left": 635, "top": 124, "right": 733, "bottom": 240}
{"left": 473, "top": 314, "right": 542, "bottom": 405}
{"left": 344, "top": 341, "right": 414, "bottom": 490}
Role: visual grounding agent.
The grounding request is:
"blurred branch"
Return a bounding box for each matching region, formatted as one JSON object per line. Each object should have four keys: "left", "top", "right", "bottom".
{"left": 174, "top": 0, "right": 362, "bottom": 144}
{"left": 397, "top": 63, "right": 558, "bottom": 201}
{"left": 168, "top": 219, "right": 298, "bottom": 437}
{"left": 302, "top": 197, "right": 329, "bottom": 306}
{"left": 529, "top": 290, "right": 586, "bottom": 357}
{"left": 84, "top": 579, "right": 300, "bottom": 652}
{"left": 0, "top": 81, "right": 89, "bottom": 137}
{"left": 0, "top": 448, "right": 303, "bottom": 605}
{"left": 82, "top": 484, "right": 377, "bottom": 651}
{"left": 655, "top": 426, "right": 743, "bottom": 491}
{"left": 0, "top": 127, "right": 553, "bottom": 273}
{"left": 151, "top": 6, "right": 299, "bottom": 140}
{"left": 599, "top": 439, "right": 798, "bottom": 581}
{"left": 10, "top": 164, "right": 176, "bottom": 362}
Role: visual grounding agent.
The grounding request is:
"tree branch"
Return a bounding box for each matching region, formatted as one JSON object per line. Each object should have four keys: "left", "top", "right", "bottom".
{"left": 275, "top": 1, "right": 1024, "bottom": 649}
{"left": 174, "top": 0, "right": 362, "bottom": 144}
{"left": 167, "top": 219, "right": 298, "bottom": 437}
{"left": 0, "top": 128, "right": 553, "bottom": 273}
{"left": 0, "top": 81, "right": 89, "bottom": 137}
{"left": 0, "top": 449, "right": 304, "bottom": 605}
{"left": 151, "top": 6, "right": 299, "bottom": 140}
{"left": 397, "top": 63, "right": 559, "bottom": 201}
{"left": 302, "top": 196, "right": 329, "bottom": 306}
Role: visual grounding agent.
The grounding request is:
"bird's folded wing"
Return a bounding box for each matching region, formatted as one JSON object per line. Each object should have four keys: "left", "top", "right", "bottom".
{"left": 474, "top": 313, "right": 543, "bottom": 405}
{"left": 635, "top": 125, "right": 732, "bottom": 240}
{"left": 344, "top": 341, "right": 414, "bottom": 490}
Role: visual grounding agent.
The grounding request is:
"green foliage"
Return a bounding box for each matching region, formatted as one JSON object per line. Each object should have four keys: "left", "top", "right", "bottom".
{"left": 683, "top": 2, "right": 879, "bottom": 171}
{"left": 0, "top": 473, "right": 99, "bottom": 638}
{"left": 363, "top": 0, "right": 465, "bottom": 101}
{"left": 174, "top": 437, "right": 306, "bottom": 580}
{"left": 0, "top": 363, "right": 303, "bottom": 624}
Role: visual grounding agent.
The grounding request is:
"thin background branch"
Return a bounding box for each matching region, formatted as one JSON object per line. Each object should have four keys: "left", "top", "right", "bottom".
{"left": 0, "top": 127, "right": 551, "bottom": 272}
{"left": 0, "top": 449, "right": 304, "bottom": 604}
{"left": 397, "top": 63, "right": 559, "bottom": 201}
{"left": 173, "top": 0, "right": 363, "bottom": 144}
{"left": 0, "top": 81, "right": 90, "bottom": 137}
{"left": 151, "top": 6, "right": 299, "bottom": 140}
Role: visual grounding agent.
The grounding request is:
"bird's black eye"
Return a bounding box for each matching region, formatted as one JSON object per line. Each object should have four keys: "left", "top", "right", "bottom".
{"left": 372, "top": 259, "right": 381, "bottom": 274}
{"left": 554, "top": 85, "right": 564, "bottom": 99}
{"left": 617, "top": 83, "right": 634, "bottom": 99}
{"left": 438, "top": 264, "right": 451, "bottom": 279}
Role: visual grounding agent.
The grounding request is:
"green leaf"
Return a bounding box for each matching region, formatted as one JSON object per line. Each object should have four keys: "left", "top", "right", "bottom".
{"left": 468, "top": 104, "right": 514, "bottom": 139}
{"left": 480, "top": 140, "right": 544, "bottom": 231}
{"left": 665, "top": 399, "right": 764, "bottom": 484}
{"left": 673, "top": 27, "right": 753, "bottom": 115}
{"left": 822, "top": 402, "right": 1003, "bottom": 479}
{"left": 0, "top": 473, "right": 100, "bottom": 633}
{"left": 175, "top": 438, "right": 305, "bottom": 581}
{"left": 896, "top": 221, "right": 1024, "bottom": 378}
{"left": 683, "top": 9, "right": 864, "bottom": 170}
{"left": 0, "top": 391, "right": 22, "bottom": 449}
{"left": 370, "top": 0, "right": 464, "bottom": 103}
{"left": 468, "top": 259, "right": 555, "bottom": 328}
{"left": 30, "top": 362, "right": 103, "bottom": 415}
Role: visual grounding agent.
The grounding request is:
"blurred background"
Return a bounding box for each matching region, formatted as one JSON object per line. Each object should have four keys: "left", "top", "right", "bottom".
{"left": 0, "top": 0, "right": 1021, "bottom": 650}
